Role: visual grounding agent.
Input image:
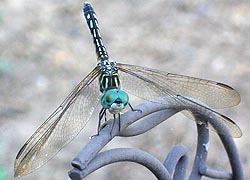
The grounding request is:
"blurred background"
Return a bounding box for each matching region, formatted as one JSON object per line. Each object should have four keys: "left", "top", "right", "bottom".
{"left": 0, "top": 0, "right": 249, "bottom": 179}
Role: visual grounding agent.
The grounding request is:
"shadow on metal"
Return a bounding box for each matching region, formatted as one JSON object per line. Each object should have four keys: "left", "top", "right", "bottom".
{"left": 68, "top": 100, "right": 244, "bottom": 180}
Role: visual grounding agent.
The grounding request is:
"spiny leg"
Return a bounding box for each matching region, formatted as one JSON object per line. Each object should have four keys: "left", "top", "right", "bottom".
{"left": 128, "top": 103, "right": 142, "bottom": 113}
{"left": 97, "top": 106, "right": 131, "bottom": 137}
{"left": 90, "top": 108, "right": 107, "bottom": 138}
{"left": 98, "top": 108, "right": 106, "bottom": 134}
{"left": 109, "top": 113, "right": 121, "bottom": 136}
{"left": 110, "top": 114, "right": 116, "bottom": 136}
{"left": 118, "top": 113, "right": 121, "bottom": 131}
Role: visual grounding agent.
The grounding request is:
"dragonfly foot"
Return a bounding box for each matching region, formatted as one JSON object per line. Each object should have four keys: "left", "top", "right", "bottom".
{"left": 128, "top": 103, "right": 142, "bottom": 113}
{"left": 134, "top": 108, "right": 142, "bottom": 113}
{"left": 89, "top": 134, "right": 98, "bottom": 139}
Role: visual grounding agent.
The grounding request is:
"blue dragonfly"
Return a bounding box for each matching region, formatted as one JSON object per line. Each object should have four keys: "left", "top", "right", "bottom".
{"left": 14, "top": 2, "right": 242, "bottom": 177}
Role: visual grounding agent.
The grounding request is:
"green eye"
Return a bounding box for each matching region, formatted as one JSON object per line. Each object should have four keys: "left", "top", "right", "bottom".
{"left": 101, "top": 89, "right": 129, "bottom": 109}
{"left": 101, "top": 90, "right": 116, "bottom": 108}
{"left": 119, "top": 91, "right": 129, "bottom": 103}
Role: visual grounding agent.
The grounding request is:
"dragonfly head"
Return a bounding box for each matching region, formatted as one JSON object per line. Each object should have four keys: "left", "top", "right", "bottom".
{"left": 101, "top": 89, "right": 129, "bottom": 114}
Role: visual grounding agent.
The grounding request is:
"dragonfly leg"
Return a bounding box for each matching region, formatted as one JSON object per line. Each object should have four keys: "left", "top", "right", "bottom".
{"left": 90, "top": 108, "right": 106, "bottom": 139}
{"left": 128, "top": 103, "right": 142, "bottom": 113}
{"left": 110, "top": 114, "right": 116, "bottom": 136}
{"left": 104, "top": 111, "right": 107, "bottom": 122}
{"left": 98, "top": 108, "right": 107, "bottom": 134}
{"left": 109, "top": 113, "right": 121, "bottom": 136}
{"left": 118, "top": 113, "right": 121, "bottom": 131}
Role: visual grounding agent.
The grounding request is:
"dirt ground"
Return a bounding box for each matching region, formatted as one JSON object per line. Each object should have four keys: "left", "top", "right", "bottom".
{"left": 1, "top": 0, "right": 250, "bottom": 180}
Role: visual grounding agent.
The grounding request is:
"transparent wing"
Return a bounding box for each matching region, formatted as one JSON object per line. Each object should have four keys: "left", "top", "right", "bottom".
{"left": 116, "top": 63, "right": 242, "bottom": 137}
{"left": 117, "top": 63, "right": 240, "bottom": 108}
{"left": 177, "top": 95, "right": 242, "bottom": 138}
{"left": 14, "top": 67, "right": 101, "bottom": 177}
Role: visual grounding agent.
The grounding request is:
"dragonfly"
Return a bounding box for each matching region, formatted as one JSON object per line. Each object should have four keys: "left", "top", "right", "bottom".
{"left": 14, "top": 2, "right": 242, "bottom": 177}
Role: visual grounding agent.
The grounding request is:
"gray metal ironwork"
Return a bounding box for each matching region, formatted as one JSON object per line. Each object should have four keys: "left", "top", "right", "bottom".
{"left": 68, "top": 100, "right": 244, "bottom": 180}
{"left": 13, "top": 2, "right": 244, "bottom": 179}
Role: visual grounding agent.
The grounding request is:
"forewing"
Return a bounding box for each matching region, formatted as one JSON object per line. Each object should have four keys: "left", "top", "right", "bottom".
{"left": 14, "top": 67, "right": 101, "bottom": 177}
{"left": 117, "top": 63, "right": 240, "bottom": 108}
{"left": 117, "top": 63, "right": 242, "bottom": 137}
{"left": 117, "top": 64, "right": 180, "bottom": 106}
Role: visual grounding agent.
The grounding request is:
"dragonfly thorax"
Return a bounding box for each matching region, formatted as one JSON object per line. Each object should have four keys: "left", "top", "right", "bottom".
{"left": 98, "top": 60, "right": 118, "bottom": 74}
{"left": 101, "top": 88, "right": 129, "bottom": 114}
{"left": 98, "top": 60, "right": 120, "bottom": 93}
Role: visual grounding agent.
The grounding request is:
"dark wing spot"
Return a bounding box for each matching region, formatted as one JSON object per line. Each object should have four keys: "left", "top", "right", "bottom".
{"left": 16, "top": 143, "right": 28, "bottom": 159}
{"left": 216, "top": 82, "right": 234, "bottom": 90}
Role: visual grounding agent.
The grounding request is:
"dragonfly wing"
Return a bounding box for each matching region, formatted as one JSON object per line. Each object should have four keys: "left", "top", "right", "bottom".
{"left": 14, "top": 67, "right": 101, "bottom": 177}
{"left": 209, "top": 114, "right": 242, "bottom": 138}
{"left": 117, "top": 64, "right": 180, "bottom": 106}
{"left": 117, "top": 63, "right": 242, "bottom": 137}
{"left": 178, "top": 95, "right": 242, "bottom": 138}
{"left": 117, "top": 63, "right": 240, "bottom": 109}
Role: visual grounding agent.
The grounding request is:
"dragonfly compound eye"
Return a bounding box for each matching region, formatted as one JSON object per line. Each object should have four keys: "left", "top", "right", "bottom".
{"left": 116, "top": 90, "right": 129, "bottom": 106}
{"left": 101, "top": 89, "right": 129, "bottom": 109}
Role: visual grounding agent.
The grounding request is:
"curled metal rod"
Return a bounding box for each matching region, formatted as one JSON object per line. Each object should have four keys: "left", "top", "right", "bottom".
{"left": 68, "top": 100, "right": 243, "bottom": 180}
{"left": 189, "top": 122, "right": 209, "bottom": 180}
{"left": 69, "top": 148, "right": 172, "bottom": 180}
{"left": 203, "top": 113, "right": 244, "bottom": 180}
{"left": 71, "top": 101, "right": 182, "bottom": 169}
{"left": 164, "top": 145, "right": 188, "bottom": 180}
{"left": 200, "top": 168, "right": 232, "bottom": 179}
